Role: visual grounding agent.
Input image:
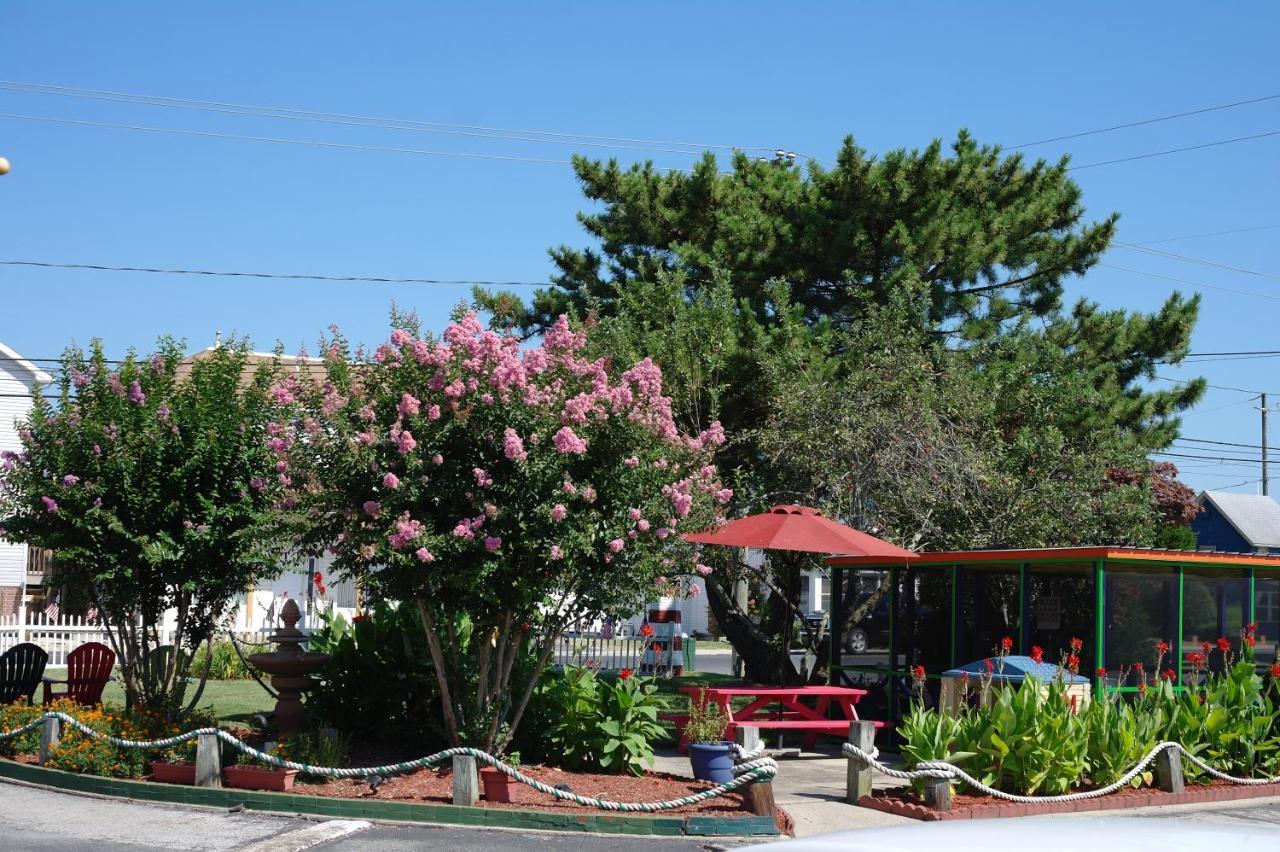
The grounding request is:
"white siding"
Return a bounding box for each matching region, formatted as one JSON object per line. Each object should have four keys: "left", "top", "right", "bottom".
{"left": 0, "top": 367, "right": 33, "bottom": 588}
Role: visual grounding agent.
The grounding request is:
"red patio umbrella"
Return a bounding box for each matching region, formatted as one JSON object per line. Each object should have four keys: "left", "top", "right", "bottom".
{"left": 683, "top": 504, "right": 916, "bottom": 558}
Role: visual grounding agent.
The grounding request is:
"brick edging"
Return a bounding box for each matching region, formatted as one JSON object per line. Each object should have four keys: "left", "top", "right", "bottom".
{"left": 858, "top": 781, "right": 1280, "bottom": 821}
{"left": 0, "top": 758, "right": 778, "bottom": 837}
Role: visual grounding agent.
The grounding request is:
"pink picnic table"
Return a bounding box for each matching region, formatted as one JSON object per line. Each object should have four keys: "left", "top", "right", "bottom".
{"left": 675, "top": 685, "right": 879, "bottom": 750}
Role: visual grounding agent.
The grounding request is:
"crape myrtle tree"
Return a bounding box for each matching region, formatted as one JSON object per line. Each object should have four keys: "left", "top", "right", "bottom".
{"left": 475, "top": 133, "right": 1206, "bottom": 681}
{"left": 282, "top": 308, "right": 727, "bottom": 751}
{"left": 0, "top": 339, "right": 292, "bottom": 715}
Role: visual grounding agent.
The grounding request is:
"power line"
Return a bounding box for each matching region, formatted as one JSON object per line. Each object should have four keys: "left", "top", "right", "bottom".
{"left": 1153, "top": 375, "right": 1260, "bottom": 394}
{"left": 0, "top": 259, "right": 548, "bottom": 287}
{"left": 0, "top": 80, "right": 772, "bottom": 156}
{"left": 0, "top": 113, "right": 575, "bottom": 165}
{"left": 1178, "top": 437, "right": 1280, "bottom": 452}
{"left": 1100, "top": 263, "right": 1280, "bottom": 302}
{"left": 1011, "top": 93, "right": 1280, "bottom": 148}
{"left": 1152, "top": 450, "right": 1264, "bottom": 464}
{"left": 1115, "top": 242, "right": 1280, "bottom": 282}
{"left": 1067, "top": 129, "right": 1280, "bottom": 170}
{"left": 1128, "top": 224, "right": 1280, "bottom": 246}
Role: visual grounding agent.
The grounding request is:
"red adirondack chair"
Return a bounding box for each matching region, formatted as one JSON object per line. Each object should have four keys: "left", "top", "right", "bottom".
{"left": 43, "top": 642, "right": 115, "bottom": 706}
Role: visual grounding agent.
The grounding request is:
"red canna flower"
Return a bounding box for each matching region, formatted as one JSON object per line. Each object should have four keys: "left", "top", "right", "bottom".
{"left": 639, "top": 624, "right": 655, "bottom": 638}
{"left": 1000, "top": 636, "right": 1013, "bottom": 653}
{"left": 984, "top": 658, "right": 995, "bottom": 673}
{"left": 651, "top": 642, "right": 663, "bottom": 652}
{"left": 1030, "top": 645, "right": 1044, "bottom": 664}
{"left": 1216, "top": 637, "right": 1231, "bottom": 653}
{"left": 1096, "top": 667, "right": 1107, "bottom": 678}
{"left": 1155, "top": 640, "right": 1170, "bottom": 656}
{"left": 618, "top": 668, "right": 633, "bottom": 680}
{"left": 1245, "top": 634, "right": 1257, "bottom": 648}
{"left": 1133, "top": 661, "right": 1145, "bottom": 673}
{"left": 1187, "top": 651, "right": 1206, "bottom": 669}
{"left": 911, "top": 665, "right": 926, "bottom": 679}
{"left": 1201, "top": 640, "right": 1213, "bottom": 654}
{"left": 1070, "top": 637, "right": 1084, "bottom": 653}
{"left": 1137, "top": 681, "right": 1147, "bottom": 695}
{"left": 1066, "top": 654, "right": 1080, "bottom": 674}
{"left": 1162, "top": 668, "right": 1176, "bottom": 681}
{"left": 1271, "top": 663, "right": 1280, "bottom": 678}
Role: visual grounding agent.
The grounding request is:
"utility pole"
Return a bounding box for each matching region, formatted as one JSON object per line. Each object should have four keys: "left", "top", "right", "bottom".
{"left": 1262, "top": 392, "right": 1270, "bottom": 496}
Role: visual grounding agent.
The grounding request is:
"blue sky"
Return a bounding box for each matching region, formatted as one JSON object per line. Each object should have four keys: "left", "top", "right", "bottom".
{"left": 1, "top": 2, "right": 1278, "bottom": 495}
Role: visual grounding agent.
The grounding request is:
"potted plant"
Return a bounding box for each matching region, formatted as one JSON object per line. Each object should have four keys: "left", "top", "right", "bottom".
{"left": 149, "top": 740, "right": 197, "bottom": 785}
{"left": 223, "top": 743, "right": 299, "bottom": 792}
{"left": 149, "top": 758, "right": 197, "bottom": 785}
{"left": 479, "top": 752, "right": 519, "bottom": 803}
{"left": 685, "top": 689, "right": 733, "bottom": 783}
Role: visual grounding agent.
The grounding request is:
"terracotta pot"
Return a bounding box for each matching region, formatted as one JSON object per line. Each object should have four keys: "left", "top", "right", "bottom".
{"left": 149, "top": 761, "right": 196, "bottom": 785}
{"left": 223, "top": 765, "right": 299, "bottom": 792}
{"left": 479, "top": 767, "right": 515, "bottom": 803}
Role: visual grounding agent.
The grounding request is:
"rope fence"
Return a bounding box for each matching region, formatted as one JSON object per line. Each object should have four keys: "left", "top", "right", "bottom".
{"left": 0, "top": 712, "right": 776, "bottom": 814}
{"left": 843, "top": 740, "right": 1280, "bottom": 806}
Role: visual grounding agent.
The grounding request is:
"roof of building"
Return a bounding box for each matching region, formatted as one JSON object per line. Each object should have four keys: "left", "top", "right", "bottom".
{"left": 828, "top": 545, "right": 1280, "bottom": 568}
{"left": 1197, "top": 490, "right": 1280, "bottom": 549}
{"left": 0, "top": 341, "right": 52, "bottom": 387}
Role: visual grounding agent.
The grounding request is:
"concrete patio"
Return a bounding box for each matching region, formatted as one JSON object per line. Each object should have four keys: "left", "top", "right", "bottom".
{"left": 651, "top": 743, "right": 914, "bottom": 837}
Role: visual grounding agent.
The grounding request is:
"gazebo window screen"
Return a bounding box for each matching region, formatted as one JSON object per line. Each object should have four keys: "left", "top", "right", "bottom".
{"left": 1026, "top": 562, "right": 1096, "bottom": 674}
{"left": 1104, "top": 566, "right": 1178, "bottom": 688}
{"left": 955, "top": 565, "right": 1020, "bottom": 664}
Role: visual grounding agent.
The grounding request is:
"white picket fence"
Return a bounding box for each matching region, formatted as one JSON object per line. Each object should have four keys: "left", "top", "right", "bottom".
{"left": 0, "top": 607, "right": 114, "bottom": 666}
{"left": 0, "top": 608, "right": 296, "bottom": 667}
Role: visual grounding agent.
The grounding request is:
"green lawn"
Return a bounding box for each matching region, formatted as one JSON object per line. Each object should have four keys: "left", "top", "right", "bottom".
{"left": 34, "top": 669, "right": 740, "bottom": 730}
{"left": 39, "top": 670, "right": 273, "bottom": 725}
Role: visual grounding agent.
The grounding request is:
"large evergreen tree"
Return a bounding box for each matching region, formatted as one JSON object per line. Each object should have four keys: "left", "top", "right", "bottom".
{"left": 480, "top": 132, "right": 1203, "bottom": 447}
{"left": 477, "top": 132, "right": 1207, "bottom": 680}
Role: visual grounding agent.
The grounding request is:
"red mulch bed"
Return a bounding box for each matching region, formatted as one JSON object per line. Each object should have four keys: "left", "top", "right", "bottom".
{"left": 861, "top": 778, "right": 1280, "bottom": 821}
{"left": 295, "top": 765, "right": 792, "bottom": 834}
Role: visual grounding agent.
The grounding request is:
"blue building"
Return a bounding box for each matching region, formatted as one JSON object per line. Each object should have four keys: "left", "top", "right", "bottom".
{"left": 1192, "top": 491, "right": 1280, "bottom": 554}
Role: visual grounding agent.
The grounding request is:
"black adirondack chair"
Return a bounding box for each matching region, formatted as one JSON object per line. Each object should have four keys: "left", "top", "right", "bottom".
{"left": 0, "top": 643, "right": 49, "bottom": 704}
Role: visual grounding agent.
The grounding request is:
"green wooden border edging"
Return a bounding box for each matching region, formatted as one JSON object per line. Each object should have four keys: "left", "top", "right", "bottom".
{"left": 0, "top": 759, "right": 778, "bottom": 838}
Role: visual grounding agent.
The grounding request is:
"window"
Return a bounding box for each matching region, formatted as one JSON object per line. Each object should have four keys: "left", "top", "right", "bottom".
{"left": 1105, "top": 566, "right": 1177, "bottom": 686}
{"left": 956, "top": 565, "right": 1020, "bottom": 665}
{"left": 1027, "top": 563, "right": 1095, "bottom": 674}
{"left": 1183, "top": 568, "right": 1248, "bottom": 674}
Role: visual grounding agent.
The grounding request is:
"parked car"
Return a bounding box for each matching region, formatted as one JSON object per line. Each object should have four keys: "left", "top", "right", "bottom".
{"left": 801, "top": 595, "right": 892, "bottom": 653}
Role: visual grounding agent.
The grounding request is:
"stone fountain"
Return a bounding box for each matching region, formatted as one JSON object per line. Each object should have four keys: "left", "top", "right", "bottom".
{"left": 247, "top": 598, "right": 329, "bottom": 736}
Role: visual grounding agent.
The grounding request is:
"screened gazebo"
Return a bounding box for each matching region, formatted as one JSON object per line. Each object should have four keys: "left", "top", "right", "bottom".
{"left": 825, "top": 547, "right": 1280, "bottom": 722}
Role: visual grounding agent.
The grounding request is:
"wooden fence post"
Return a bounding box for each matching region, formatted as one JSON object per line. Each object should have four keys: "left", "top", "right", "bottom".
{"left": 924, "top": 776, "right": 953, "bottom": 810}
{"left": 734, "top": 726, "right": 775, "bottom": 819}
{"left": 845, "top": 720, "right": 876, "bottom": 804}
{"left": 38, "top": 715, "right": 60, "bottom": 765}
{"left": 452, "top": 755, "right": 479, "bottom": 805}
{"left": 1154, "top": 746, "right": 1184, "bottom": 793}
{"left": 195, "top": 732, "right": 222, "bottom": 788}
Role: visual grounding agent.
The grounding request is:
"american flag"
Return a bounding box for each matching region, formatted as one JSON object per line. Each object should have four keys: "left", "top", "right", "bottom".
{"left": 43, "top": 593, "right": 60, "bottom": 620}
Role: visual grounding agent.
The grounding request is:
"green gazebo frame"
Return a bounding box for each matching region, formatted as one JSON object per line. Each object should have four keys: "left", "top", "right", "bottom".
{"left": 826, "top": 546, "right": 1280, "bottom": 720}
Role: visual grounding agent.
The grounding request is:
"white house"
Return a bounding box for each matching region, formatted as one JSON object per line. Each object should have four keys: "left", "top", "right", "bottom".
{"left": 0, "top": 341, "right": 52, "bottom": 617}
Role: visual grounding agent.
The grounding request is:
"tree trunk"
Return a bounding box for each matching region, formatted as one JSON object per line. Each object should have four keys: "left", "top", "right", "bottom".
{"left": 706, "top": 572, "right": 800, "bottom": 684}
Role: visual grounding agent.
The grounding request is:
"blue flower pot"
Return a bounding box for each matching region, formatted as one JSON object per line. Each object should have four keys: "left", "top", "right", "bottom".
{"left": 689, "top": 741, "right": 735, "bottom": 783}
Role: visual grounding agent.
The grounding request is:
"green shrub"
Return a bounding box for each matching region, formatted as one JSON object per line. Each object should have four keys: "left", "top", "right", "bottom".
{"left": 526, "top": 665, "right": 665, "bottom": 776}
{"left": 305, "top": 603, "right": 444, "bottom": 751}
{"left": 901, "top": 636, "right": 1280, "bottom": 797}
{"left": 189, "top": 640, "right": 264, "bottom": 681}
